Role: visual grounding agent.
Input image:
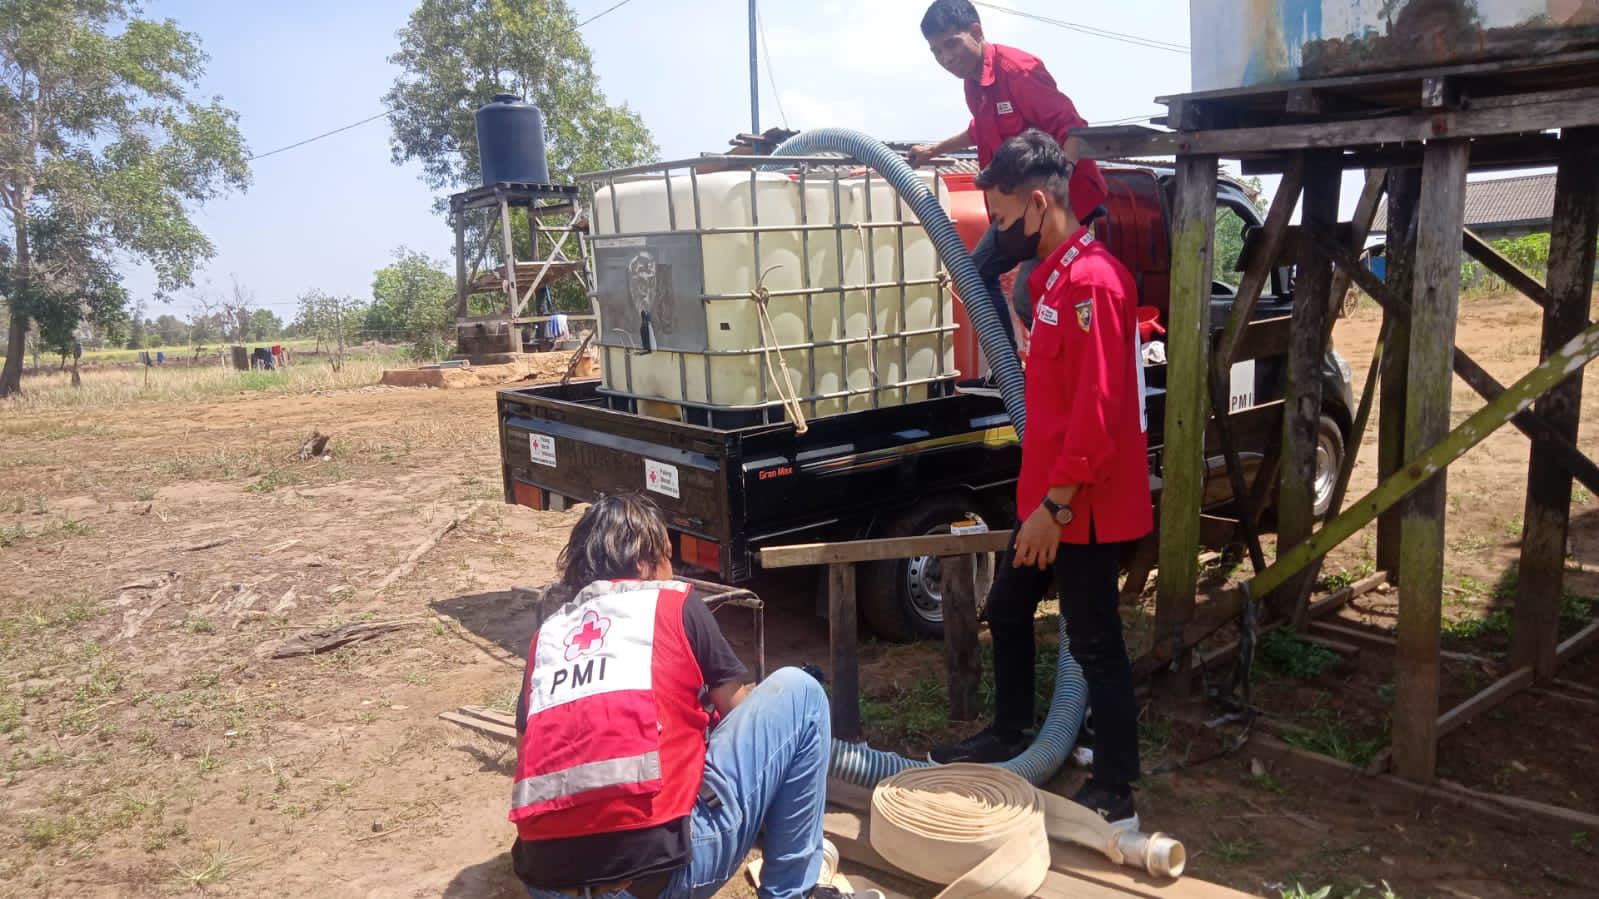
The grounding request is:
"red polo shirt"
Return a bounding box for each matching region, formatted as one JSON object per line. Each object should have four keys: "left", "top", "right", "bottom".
{"left": 1017, "top": 227, "right": 1153, "bottom": 545}
{"left": 965, "top": 43, "right": 1107, "bottom": 220}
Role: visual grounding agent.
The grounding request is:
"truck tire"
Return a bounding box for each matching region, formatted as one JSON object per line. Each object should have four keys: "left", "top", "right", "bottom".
{"left": 860, "top": 497, "right": 994, "bottom": 643}
{"left": 1312, "top": 412, "right": 1345, "bottom": 518}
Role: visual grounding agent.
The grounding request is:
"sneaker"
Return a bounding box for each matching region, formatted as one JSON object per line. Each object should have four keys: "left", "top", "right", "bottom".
{"left": 810, "top": 887, "right": 884, "bottom": 899}
{"left": 1071, "top": 779, "right": 1140, "bottom": 832}
{"left": 928, "top": 727, "right": 1029, "bottom": 764}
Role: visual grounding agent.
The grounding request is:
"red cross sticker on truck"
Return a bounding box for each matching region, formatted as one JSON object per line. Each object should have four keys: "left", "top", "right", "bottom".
{"left": 645, "top": 458, "right": 681, "bottom": 499}
{"left": 563, "top": 610, "right": 612, "bottom": 661}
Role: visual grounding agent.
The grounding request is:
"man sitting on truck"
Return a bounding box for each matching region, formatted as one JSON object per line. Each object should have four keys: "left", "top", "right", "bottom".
{"left": 929, "top": 131, "right": 1151, "bottom": 832}
{"left": 510, "top": 493, "right": 877, "bottom": 899}
{"left": 908, "top": 0, "right": 1108, "bottom": 345}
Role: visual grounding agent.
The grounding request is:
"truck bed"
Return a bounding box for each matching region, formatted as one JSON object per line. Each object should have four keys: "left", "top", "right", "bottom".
{"left": 498, "top": 381, "right": 1023, "bottom": 582}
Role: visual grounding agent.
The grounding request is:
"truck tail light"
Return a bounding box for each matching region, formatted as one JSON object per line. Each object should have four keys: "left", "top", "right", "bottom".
{"left": 511, "top": 480, "right": 545, "bottom": 510}
{"left": 679, "top": 534, "right": 721, "bottom": 572}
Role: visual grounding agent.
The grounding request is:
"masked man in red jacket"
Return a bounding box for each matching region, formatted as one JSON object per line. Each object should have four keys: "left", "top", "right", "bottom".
{"left": 930, "top": 131, "right": 1152, "bottom": 832}
{"left": 511, "top": 494, "right": 879, "bottom": 899}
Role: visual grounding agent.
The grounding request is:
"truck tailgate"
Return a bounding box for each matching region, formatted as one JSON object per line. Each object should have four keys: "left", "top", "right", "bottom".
{"left": 498, "top": 382, "right": 736, "bottom": 549}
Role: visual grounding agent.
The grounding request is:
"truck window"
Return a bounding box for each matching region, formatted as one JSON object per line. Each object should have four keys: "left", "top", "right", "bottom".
{"left": 1213, "top": 206, "right": 1248, "bottom": 289}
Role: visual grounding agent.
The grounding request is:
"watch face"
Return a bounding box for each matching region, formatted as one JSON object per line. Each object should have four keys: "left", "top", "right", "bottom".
{"left": 1055, "top": 508, "right": 1073, "bottom": 525}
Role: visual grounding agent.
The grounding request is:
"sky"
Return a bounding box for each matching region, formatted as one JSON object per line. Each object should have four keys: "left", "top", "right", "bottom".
{"left": 124, "top": 0, "right": 1196, "bottom": 321}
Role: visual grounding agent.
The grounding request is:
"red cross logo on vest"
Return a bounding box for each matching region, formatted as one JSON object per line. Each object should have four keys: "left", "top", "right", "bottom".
{"left": 563, "top": 610, "right": 612, "bottom": 661}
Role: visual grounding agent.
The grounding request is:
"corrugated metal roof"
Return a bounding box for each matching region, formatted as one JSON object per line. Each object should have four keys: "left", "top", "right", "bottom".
{"left": 1372, "top": 172, "right": 1555, "bottom": 235}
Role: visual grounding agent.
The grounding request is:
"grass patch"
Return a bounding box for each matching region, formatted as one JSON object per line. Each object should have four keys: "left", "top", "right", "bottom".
{"left": 174, "top": 844, "right": 246, "bottom": 888}
{"left": 860, "top": 641, "right": 1060, "bottom": 750}
{"left": 1280, "top": 707, "right": 1388, "bottom": 767}
{"left": 1211, "top": 836, "right": 1259, "bottom": 865}
{"left": 1257, "top": 629, "right": 1340, "bottom": 680}
{"left": 1, "top": 351, "right": 403, "bottom": 413}
{"left": 1278, "top": 883, "right": 1399, "bottom": 899}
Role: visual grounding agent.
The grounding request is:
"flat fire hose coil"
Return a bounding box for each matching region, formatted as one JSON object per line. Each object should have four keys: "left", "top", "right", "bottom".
{"left": 869, "top": 765, "right": 1185, "bottom": 896}
{"left": 870, "top": 765, "right": 1050, "bottom": 897}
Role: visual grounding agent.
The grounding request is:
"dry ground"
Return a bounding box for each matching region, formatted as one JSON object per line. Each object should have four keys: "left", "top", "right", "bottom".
{"left": 0, "top": 295, "right": 1594, "bottom": 898}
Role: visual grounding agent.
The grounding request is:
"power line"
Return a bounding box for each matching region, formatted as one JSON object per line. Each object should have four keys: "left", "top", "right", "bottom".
{"left": 971, "top": 1, "right": 1189, "bottom": 54}
{"left": 578, "top": 0, "right": 640, "bottom": 27}
{"left": 756, "top": 5, "right": 789, "bottom": 128}
{"left": 247, "top": 3, "right": 637, "bottom": 162}
{"left": 247, "top": 110, "right": 392, "bottom": 161}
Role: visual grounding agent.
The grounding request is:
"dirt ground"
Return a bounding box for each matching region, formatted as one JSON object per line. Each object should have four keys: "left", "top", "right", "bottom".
{"left": 0, "top": 294, "right": 1595, "bottom": 898}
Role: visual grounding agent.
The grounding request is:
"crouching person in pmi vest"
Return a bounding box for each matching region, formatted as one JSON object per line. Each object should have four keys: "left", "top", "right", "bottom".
{"left": 510, "top": 494, "right": 876, "bottom": 899}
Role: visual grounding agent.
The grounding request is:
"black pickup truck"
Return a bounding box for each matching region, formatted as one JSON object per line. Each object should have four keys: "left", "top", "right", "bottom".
{"left": 499, "top": 166, "right": 1354, "bottom": 641}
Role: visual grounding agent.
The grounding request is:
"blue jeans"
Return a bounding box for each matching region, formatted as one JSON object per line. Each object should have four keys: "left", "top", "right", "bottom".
{"left": 525, "top": 667, "right": 831, "bottom": 899}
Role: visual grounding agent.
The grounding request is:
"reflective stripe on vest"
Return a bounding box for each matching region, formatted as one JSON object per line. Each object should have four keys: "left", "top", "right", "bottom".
{"left": 511, "top": 749, "right": 663, "bottom": 810}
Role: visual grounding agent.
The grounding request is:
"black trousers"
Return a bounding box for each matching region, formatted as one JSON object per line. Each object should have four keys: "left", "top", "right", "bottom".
{"left": 985, "top": 528, "right": 1141, "bottom": 786}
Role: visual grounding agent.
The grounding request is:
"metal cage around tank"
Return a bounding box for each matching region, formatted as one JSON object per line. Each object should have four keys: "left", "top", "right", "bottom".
{"left": 576, "top": 154, "right": 961, "bottom": 429}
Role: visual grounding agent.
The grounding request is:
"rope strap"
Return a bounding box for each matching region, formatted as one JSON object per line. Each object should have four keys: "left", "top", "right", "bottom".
{"left": 751, "top": 265, "right": 810, "bottom": 435}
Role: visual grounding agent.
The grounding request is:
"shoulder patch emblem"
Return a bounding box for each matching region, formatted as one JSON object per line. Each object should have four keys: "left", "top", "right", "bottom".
{"left": 996, "top": 101, "right": 1014, "bottom": 114}
{"left": 1037, "top": 304, "right": 1059, "bottom": 326}
{"left": 1074, "top": 300, "right": 1093, "bottom": 332}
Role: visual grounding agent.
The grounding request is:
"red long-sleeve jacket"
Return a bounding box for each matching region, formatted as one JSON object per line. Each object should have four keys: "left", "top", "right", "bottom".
{"left": 1017, "top": 227, "right": 1154, "bottom": 545}
{"left": 965, "top": 42, "right": 1107, "bottom": 220}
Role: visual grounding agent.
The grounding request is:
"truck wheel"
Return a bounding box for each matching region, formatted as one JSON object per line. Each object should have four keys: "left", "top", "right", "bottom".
{"left": 860, "top": 498, "right": 992, "bottom": 643}
{"left": 1312, "top": 412, "right": 1345, "bottom": 518}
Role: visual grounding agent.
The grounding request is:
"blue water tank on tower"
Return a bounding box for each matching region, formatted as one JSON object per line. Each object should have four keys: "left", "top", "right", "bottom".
{"left": 475, "top": 93, "right": 549, "bottom": 186}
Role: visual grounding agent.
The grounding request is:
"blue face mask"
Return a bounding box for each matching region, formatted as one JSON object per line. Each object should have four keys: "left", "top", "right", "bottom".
{"left": 995, "top": 202, "right": 1041, "bottom": 260}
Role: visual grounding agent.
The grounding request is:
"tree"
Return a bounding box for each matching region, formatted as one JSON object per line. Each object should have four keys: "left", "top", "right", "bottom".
{"left": 0, "top": 1, "right": 250, "bottom": 396}
{"left": 248, "top": 308, "right": 283, "bottom": 341}
{"left": 385, "top": 0, "right": 657, "bottom": 193}
{"left": 366, "top": 247, "right": 453, "bottom": 358}
{"left": 153, "top": 313, "right": 187, "bottom": 346}
{"left": 220, "top": 275, "right": 256, "bottom": 342}
{"left": 292, "top": 290, "right": 362, "bottom": 355}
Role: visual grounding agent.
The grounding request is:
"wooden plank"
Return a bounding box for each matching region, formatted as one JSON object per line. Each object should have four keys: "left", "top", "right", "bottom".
{"left": 1276, "top": 154, "right": 1342, "bottom": 626}
{"left": 1309, "top": 621, "right": 1495, "bottom": 665}
{"left": 439, "top": 711, "right": 517, "bottom": 743}
{"left": 759, "top": 531, "right": 1013, "bottom": 569}
{"left": 1225, "top": 315, "right": 1293, "bottom": 365}
{"left": 1376, "top": 169, "right": 1419, "bottom": 580}
{"left": 1461, "top": 229, "right": 1555, "bottom": 311}
{"left": 1515, "top": 127, "right": 1599, "bottom": 681}
{"left": 827, "top": 780, "right": 1253, "bottom": 899}
{"left": 1216, "top": 159, "right": 1304, "bottom": 369}
{"left": 942, "top": 553, "right": 980, "bottom": 722}
{"left": 1239, "top": 134, "right": 1565, "bottom": 175}
{"left": 829, "top": 563, "right": 861, "bottom": 742}
{"left": 1078, "top": 86, "right": 1599, "bottom": 159}
{"left": 1155, "top": 154, "right": 1219, "bottom": 695}
{"left": 1437, "top": 780, "right": 1599, "bottom": 833}
{"left": 1305, "top": 571, "right": 1389, "bottom": 618}
{"left": 1436, "top": 667, "right": 1534, "bottom": 740}
{"left": 1394, "top": 140, "right": 1471, "bottom": 784}
{"left": 460, "top": 705, "right": 517, "bottom": 728}
{"left": 1316, "top": 229, "right": 1599, "bottom": 496}
{"left": 1556, "top": 618, "right": 1599, "bottom": 666}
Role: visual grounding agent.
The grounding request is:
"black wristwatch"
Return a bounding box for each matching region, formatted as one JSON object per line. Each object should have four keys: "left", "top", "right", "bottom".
{"left": 1040, "top": 496, "right": 1074, "bottom": 526}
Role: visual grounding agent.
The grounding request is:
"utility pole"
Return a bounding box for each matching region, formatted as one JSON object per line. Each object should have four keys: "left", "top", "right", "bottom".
{"left": 748, "top": 0, "right": 759, "bottom": 134}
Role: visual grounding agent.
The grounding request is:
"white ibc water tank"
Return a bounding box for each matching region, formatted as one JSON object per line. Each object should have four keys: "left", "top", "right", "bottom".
{"left": 588, "top": 164, "right": 954, "bottom": 421}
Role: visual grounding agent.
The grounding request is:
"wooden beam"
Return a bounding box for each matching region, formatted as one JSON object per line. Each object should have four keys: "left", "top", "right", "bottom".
{"left": 1314, "top": 229, "right": 1599, "bottom": 496}
{"left": 829, "top": 562, "right": 861, "bottom": 742}
{"left": 1556, "top": 618, "right": 1599, "bottom": 666}
{"left": 1155, "top": 154, "right": 1219, "bottom": 694}
{"left": 438, "top": 710, "right": 517, "bottom": 743}
{"left": 1276, "top": 153, "right": 1342, "bottom": 625}
{"left": 1238, "top": 318, "right": 1599, "bottom": 606}
{"left": 1238, "top": 134, "right": 1564, "bottom": 175}
{"left": 1209, "top": 156, "right": 1305, "bottom": 574}
{"left": 1376, "top": 169, "right": 1419, "bottom": 580}
{"left": 1394, "top": 139, "right": 1470, "bottom": 784}
{"left": 1308, "top": 621, "right": 1495, "bottom": 665}
{"left": 1306, "top": 571, "right": 1390, "bottom": 618}
{"left": 941, "top": 553, "right": 980, "bottom": 722}
{"left": 1077, "top": 85, "right": 1599, "bottom": 159}
{"left": 1515, "top": 127, "right": 1599, "bottom": 682}
{"left": 759, "top": 531, "right": 1013, "bottom": 568}
{"left": 1461, "top": 229, "right": 1555, "bottom": 311}
{"left": 1436, "top": 780, "right": 1599, "bottom": 833}
{"left": 1436, "top": 667, "right": 1533, "bottom": 741}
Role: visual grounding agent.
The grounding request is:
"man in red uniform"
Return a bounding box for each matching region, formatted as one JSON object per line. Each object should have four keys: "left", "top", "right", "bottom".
{"left": 930, "top": 131, "right": 1151, "bottom": 831}
{"left": 908, "top": 0, "right": 1107, "bottom": 348}
{"left": 511, "top": 494, "right": 878, "bottom": 899}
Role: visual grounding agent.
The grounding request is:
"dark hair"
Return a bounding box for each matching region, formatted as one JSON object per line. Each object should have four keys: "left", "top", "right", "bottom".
{"left": 974, "top": 129, "right": 1073, "bottom": 204}
{"left": 557, "top": 493, "right": 671, "bottom": 589}
{"left": 920, "top": 0, "right": 980, "bottom": 38}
